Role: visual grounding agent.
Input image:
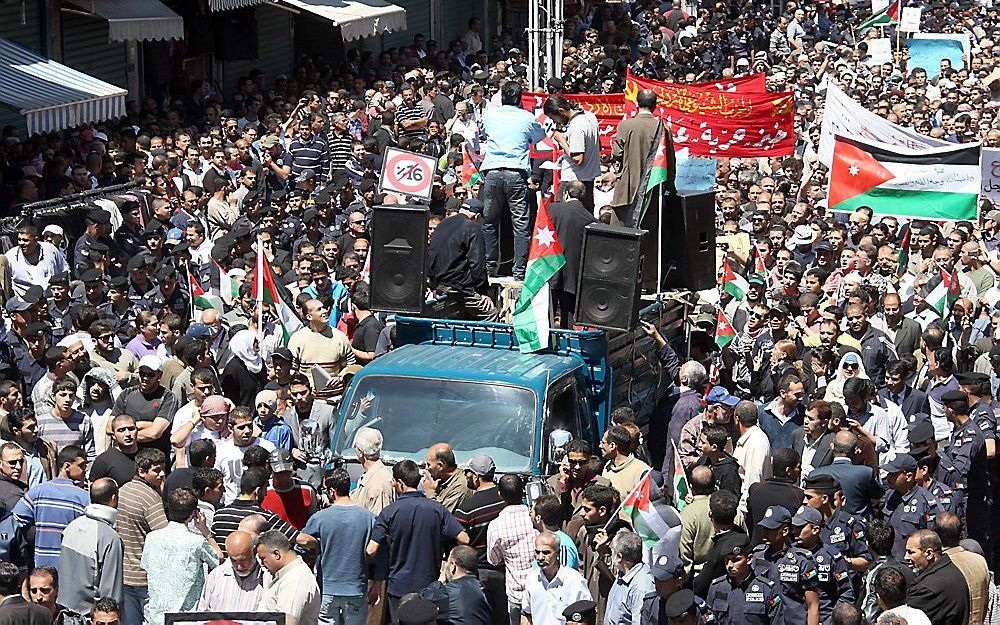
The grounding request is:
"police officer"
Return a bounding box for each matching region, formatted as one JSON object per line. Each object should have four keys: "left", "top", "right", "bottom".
{"left": 707, "top": 535, "right": 780, "bottom": 624}
{"left": 941, "top": 388, "right": 992, "bottom": 552}
{"left": 752, "top": 505, "right": 820, "bottom": 625}
{"left": 144, "top": 266, "right": 190, "bottom": 320}
{"left": 790, "top": 506, "right": 853, "bottom": 622}
{"left": 47, "top": 271, "right": 72, "bottom": 342}
{"left": 642, "top": 553, "right": 714, "bottom": 625}
{"left": 661, "top": 590, "right": 714, "bottom": 625}
{"left": 881, "top": 453, "right": 942, "bottom": 561}
{"left": 909, "top": 421, "right": 959, "bottom": 513}
{"left": 127, "top": 254, "right": 157, "bottom": 306}
{"left": 957, "top": 372, "right": 998, "bottom": 455}
{"left": 17, "top": 321, "right": 49, "bottom": 390}
{"left": 801, "top": 474, "right": 870, "bottom": 573}
{"left": 101, "top": 276, "right": 139, "bottom": 344}
{"left": 563, "top": 599, "right": 598, "bottom": 625}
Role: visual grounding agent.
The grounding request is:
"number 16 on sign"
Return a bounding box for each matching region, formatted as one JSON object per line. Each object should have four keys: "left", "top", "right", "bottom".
{"left": 378, "top": 147, "right": 438, "bottom": 201}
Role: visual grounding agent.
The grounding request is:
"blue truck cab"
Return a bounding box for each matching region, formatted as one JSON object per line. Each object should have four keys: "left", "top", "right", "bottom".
{"left": 330, "top": 300, "right": 684, "bottom": 476}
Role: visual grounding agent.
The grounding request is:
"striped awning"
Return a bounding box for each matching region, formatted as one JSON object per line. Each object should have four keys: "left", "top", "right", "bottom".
{"left": 278, "top": 0, "right": 406, "bottom": 41}
{"left": 66, "top": 0, "right": 185, "bottom": 42}
{"left": 208, "top": 0, "right": 267, "bottom": 11}
{"left": 0, "top": 37, "right": 127, "bottom": 135}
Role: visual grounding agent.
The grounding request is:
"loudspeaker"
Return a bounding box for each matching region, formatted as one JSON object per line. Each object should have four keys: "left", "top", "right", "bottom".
{"left": 370, "top": 205, "right": 428, "bottom": 314}
{"left": 639, "top": 190, "right": 716, "bottom": 292}
{"left": 575, "top": 224, "right": 645, "bottom": 332}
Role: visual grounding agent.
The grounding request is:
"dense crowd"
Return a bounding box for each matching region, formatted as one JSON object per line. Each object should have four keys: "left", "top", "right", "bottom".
{"left": 0, "top": 0, "right": 999, "bottom": 624}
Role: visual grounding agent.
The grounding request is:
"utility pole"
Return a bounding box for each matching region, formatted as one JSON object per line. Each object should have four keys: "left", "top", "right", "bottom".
{"left": 527, "top": 0, "right": 564, "bottom": 90}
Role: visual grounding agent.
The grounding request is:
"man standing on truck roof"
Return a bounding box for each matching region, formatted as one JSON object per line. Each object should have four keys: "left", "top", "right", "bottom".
{"left": 601, "top": 425, "right": 650, "bottom": 501}
{"left": 423, "top": 443, "right": 471, "bottom": 513}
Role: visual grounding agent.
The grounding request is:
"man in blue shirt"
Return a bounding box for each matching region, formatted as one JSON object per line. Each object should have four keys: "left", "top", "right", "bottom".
{"left": 366, "top": 460, "right": 470, "bottom": 623}
{"left": 479, "top": 81, "right": 546, "bottom": 280}
{"left": 304, "top": 468, "right": 376, "bottom": 625}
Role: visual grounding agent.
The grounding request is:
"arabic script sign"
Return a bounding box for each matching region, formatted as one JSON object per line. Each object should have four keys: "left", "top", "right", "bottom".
{"left": 624, "top": 71, "right": 797, "bottom": 157}
{"left": 982, "top": 147, "right": 1000, "bottom": 207}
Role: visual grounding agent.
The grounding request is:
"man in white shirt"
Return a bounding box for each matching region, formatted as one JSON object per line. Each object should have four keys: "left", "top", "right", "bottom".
{"left": 732, "top": 400, "right": 771, "bottom": 514}
{"left": 5, "top": 223, "right": 68, "bottom": 297}
{"left": 521, "top": 532, "right": 591, "bottom": 625}
{"left": 544, "top": 96, "right": 602, "bottom": 213}
{"left": 255, "top": 530, "right": 320, "bottom": 625}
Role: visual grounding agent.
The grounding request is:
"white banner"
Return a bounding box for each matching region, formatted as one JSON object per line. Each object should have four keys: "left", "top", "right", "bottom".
{"left": 818, "top": 83, "right": 950, "bottom": 166}
{"left": 900, "top": 7, "right": 921, "bottom": 32}
{"left": 866, "top": 38, "right": 893, "bottom": 65}
{"left": 982, "top": 147, "right": 1000, "bottom": 206}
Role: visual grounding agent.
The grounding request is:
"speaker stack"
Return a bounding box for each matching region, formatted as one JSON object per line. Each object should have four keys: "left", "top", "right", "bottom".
{"left": 575, "top": 224, "right": 645, "bottom": 332}
{"left": 639, "top": 190, "right": 716, "bottom": 293}
{"left": 369, "top": 205, "right": 428, "bottom": 314}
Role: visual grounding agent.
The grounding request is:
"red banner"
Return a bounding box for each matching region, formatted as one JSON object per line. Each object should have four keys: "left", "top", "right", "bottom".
{"left": 520, "top": 92, "right": 627, "bottom": 156}
{"left": 624, "top": 71, "right": 796, "bottom": 157}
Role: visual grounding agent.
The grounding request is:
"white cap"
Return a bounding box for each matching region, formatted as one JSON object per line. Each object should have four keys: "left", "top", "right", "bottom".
{"left": 42, "top": 224, "right": 64, "bottom": 237}
{"left": 138, "top": 355, "right": 163, "bottom": 371}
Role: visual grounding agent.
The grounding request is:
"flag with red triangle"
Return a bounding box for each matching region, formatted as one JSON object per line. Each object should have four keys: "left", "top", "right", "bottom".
{"left": 828, "top": 134, "right": 979, "bottom": 220}
{"left": 926, "top": 267, "right": 961, "bottom": 318}
{"left": 715, "top": 309, "right": 736, "bottom": 349}
{"left": 627, "top": 121, "right": 670, "bottom": 226}
{"left": 858, "top": 0, "right": 901, "bottom": 34}
{"left": 721, "top": 260, "right": 749, "bottom": 301}
{"left": 189, "top": 270, "right": 223, "bottom": 312}
{"left": 513, "top": 203, "right": 566, "bottom": 354}
{"left": 461, "top": 143, "right": 481, "bottom": 187}
{"left": 253, "top": 250, "right": 304, "bottom": 344}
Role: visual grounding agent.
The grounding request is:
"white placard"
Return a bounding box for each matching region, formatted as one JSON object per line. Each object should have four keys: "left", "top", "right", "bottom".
{"left": 867, "top": 38, "right": 893, "bottom": 65}
{"left": 900, "top": 7, "right": 922, "bottom": 32}
{"left": 378, "top": 147, "right": 437, "bottom": 200}
{"left": 872, "top": 0, "right": 890, "bottom": 13}
{"left": 982, "top": 147, "right": 1000, "bottom": 206}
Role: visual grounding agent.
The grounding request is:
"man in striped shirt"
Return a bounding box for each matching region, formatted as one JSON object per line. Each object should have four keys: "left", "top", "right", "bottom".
{"left": 396, "top": 85, "right": 432, "bottom": 146}
{"left": 290, "top": 120, "right": 329, "bottom": 186}
{"left": 116, "top": 448, "right": 168, "bottom": 625}
{"left": 327, "top": 113, "right": 355, "bottom": 172}
{"left": 12, "top": 444, "right": 89, "bottom": 567}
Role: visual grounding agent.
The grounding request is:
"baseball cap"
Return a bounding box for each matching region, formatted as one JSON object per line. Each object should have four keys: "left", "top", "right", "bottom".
{"left": 22, "top": 285, "right": 44, "bottom": 304}
{"left": 649, "top": 552, "right": 685, "bottom": 580}
{"left": 255, "top": 390, "right": 278, "bottom": 411}
{"left": 463, "top": 454, "right": 496, "bottom": 476}
{"left": 842, "top": 352, "right": 860, "bottom": 365}
{"left": 881, "top": 453, "right": 917, "bottom": 474}
{"left": 791, "top": 505, "right": 824, "bottom": 527}
{"left": 261, "top": 135, "right": 280, "bottom": 149}
{"left": 460, "top": 199, "right": 485, "bottom": 215}
{"left": 200, "top": 395, "right": 229, "bottom": 417}
{"left": 4, "top": 298, "right": 31, "bottom": 314}
{"left": 166, "top": 228, "right": 184, "bottom": 244}
{"left": 757, "top": 505, "right": 792, "bottom": 529}
{"left": 185, "top": 323, "right": 214, "bottom": 339}
{"left": 270, "top": 346, "right": 293, "bottom": 363}
{"left": 269, "top": 448, "right": 295, "bottom": 473}
{"left": 137, "top": 354, "right": 163, "bottom": 372}
{"left": 985, "top": 209, "right": 1000, "bottom": 222}
{"left": 706, "top": 386, "right": 739, "bottom": 407}
{"left": 42, "top": 224, "right": 64, "bottom": 238}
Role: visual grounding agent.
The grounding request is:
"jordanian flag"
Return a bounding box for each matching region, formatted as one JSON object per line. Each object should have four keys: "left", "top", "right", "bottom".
{"left": 669, "top": 441, "right": 689, "bottom": 511}
{"left": 621, "top": 472, "right": 673, "bottom": 548}
{"left": 715, "top": 309, "right": 736, "bottom": 349}
{"left": 214, "top": 260, "right": 240, "bottom": 305}
{"left": 626, "top": 121, "right": 670, "bottom": 227}
{"left": 190, "top": 272, "right": 223, "bottom": 312}
{"left": 461, "top": 144, "right": 481, "bottom": 187}
{"left": 721, "top": 261, "right": 749, "bottom": 300}
{"left": 858, "top": 0, "right": 900, "bottom": 34}
{"left": 926, "top": 267, "right": 961, "bottom": 318}
{"left": 513, "top": 203, "right": 565, "bottom": 354}
{"left": 829, "top": 134, "right": 980, "bottom": 221}
{"left": 253, "top": 251, "right": 304, "bottom": 344}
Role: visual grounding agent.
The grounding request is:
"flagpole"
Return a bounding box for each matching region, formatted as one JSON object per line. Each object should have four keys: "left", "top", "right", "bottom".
{"left": 186, "top": 262, "right": 196, "bottom": 322}
{"left": 256, "top": 235, "right": 265, "bottom": 347}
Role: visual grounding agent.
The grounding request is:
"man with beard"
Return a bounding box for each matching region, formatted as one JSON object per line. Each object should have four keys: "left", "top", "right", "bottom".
{"left": 112, "top": 355, "right": 177, "bottom": 459}
{"left": 873, "top": 294, "right": 921, "bottom": 360}
{"left": 844, "top": 303, "right": 895, "bottom": 387}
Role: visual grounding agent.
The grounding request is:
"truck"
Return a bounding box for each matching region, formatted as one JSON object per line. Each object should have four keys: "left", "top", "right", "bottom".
{"left": 329, "top": 298, "right": 688, "bottom": 479}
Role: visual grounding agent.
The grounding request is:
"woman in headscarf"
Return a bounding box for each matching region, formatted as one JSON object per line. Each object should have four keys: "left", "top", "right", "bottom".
{"left": 823, "top": 351, "right": 868, "bottom": 409}
{"left": 221, "top": 329, "right": 266, "bottom": 408}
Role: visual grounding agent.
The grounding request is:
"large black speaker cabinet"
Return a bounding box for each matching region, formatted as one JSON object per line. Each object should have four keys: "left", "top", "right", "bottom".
{"left": 639, "top": 190, "right": 716, "bottom": 293}
{"left": 370, "top": 205, "right": 428, "bottom": 314}
{"left": 575, "top": 224, "right": 645, "bottom": 332}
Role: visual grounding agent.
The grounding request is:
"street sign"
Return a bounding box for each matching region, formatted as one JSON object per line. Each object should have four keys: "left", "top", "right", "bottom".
{"left": 379, "top": 147, "right": 437, "bottom": 200}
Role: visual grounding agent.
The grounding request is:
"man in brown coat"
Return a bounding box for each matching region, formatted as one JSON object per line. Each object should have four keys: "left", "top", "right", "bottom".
{"left": 611, "top": 89, "right": 672, "bottom": 225}
{"left": 935, "top": 512, "right": 990, "bottom": 625}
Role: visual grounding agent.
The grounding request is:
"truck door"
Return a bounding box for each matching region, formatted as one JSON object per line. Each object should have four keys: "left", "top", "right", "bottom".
{"left": 542, "top": 376, "right": 585, "bottom": 473}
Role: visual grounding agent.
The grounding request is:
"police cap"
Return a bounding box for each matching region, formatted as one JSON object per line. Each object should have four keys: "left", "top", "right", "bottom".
{"left": 802, "top": 473, "right": 840, "bottom": 493}
{"left": 396, "top": 598, "right": 438, "bottom": 625}
{"left": 562, "top": 600, "right": 597, "bottom": 623}
{"left": 757, "top": 505, "right": 791, "bottom": 529}
{"left": 941, "top": 389, "right": 968, "bottom": 404}
{"left": 663, "top": 590, "right": 697, "bottom": 619}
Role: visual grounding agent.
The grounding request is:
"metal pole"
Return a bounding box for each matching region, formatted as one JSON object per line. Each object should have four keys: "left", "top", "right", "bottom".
{"left": 528, "top": 0, "right": 538, "bottom": 89}
{"left": 554, "top": 0, "right": 564, "bottom": 79}
{"left": 543, "top": 0, "right": 553, "bottom": 84}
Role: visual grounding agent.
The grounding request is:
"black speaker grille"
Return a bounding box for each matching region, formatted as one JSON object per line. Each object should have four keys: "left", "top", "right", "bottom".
{"left": 370, "top": 205, "right": 428, "bottom": 314}
{"left": 576, "top": 224, "right": 644, "bottom": 332}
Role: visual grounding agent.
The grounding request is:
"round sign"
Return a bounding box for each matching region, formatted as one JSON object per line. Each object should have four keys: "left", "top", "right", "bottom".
{"left": 385, "top": 151, "right": 432, "bottom": 193}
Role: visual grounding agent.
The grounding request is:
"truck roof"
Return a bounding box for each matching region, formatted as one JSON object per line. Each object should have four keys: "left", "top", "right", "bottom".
{"left": 356, "top": 342, "right": 583, "bottom": 387}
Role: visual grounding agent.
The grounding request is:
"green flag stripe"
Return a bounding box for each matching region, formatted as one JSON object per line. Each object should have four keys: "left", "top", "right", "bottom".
{"left": 514, "top": 254, "right": 566, "bottom": 314}
{"left": 830, "top": 188, "right": 977, "bottom": 220}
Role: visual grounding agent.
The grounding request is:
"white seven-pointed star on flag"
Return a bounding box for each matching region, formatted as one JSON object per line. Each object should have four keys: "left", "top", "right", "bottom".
{"left": 848, "top": 164, "right": 859, "bottom": 176}
{"left": 535, "top": 226, "right": 556, "bottom": 248}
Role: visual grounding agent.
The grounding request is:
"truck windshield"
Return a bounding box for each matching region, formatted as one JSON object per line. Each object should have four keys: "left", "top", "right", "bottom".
{"left": 335, "top": 375, "right": 537, "bottom": 473}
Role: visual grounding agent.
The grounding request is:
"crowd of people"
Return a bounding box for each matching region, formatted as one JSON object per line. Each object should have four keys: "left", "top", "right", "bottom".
{"left": 0, "top": 0, "right": 998, "bottom": 624}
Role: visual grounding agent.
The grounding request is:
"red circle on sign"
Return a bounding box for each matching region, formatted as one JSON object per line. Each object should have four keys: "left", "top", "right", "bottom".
{"left": 385, "top": 152, "right": 431, "bottom": 193}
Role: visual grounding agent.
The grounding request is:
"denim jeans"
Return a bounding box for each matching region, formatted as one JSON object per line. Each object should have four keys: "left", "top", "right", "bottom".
{"left": 123, "top": 585, "right": 148, "bottom": 625}
{"left": 482, "top": 169, "right": 531, "bottom": 280}
{"left": 507, "top": 600, "right": 522, "bottom": 625}
{"left": 318, "top": 594, "right": 367, "bottom": 625}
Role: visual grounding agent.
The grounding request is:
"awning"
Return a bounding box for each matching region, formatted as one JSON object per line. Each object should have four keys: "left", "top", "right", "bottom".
{"left": 208, "top": 0, "right": 267, "bottom": 11}
{"left": 279, "top": 0, "right": 406, "bottom": 41}
{"left": 66, "top": 0, "right": 185, "bottom": 42}
{"left": 0, "top": 37, "right": 126, "bottom": 135}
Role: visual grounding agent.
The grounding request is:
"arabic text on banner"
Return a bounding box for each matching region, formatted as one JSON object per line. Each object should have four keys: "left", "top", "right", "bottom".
{"left": 982, "top": 147, "right": 1000, "bottom": 207}
{"left": 623, "top": 71, "right": 796, "bottom": 158}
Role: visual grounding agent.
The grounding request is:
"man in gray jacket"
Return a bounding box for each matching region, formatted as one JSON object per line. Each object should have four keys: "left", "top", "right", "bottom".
{"left": 56, "top": 478, "right": 123, "bottom": 615}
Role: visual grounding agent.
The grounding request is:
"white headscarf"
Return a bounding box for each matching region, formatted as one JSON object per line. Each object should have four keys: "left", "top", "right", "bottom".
{"left": 229, "top": 329, "right": 263, "bottom": 374}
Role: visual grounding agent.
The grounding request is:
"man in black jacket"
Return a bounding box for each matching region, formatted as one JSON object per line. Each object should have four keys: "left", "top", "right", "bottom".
{"left": 547, "top": 181, "right": 596, "bottom": 329}
{"left": 905, "top": 529, "right": 970, "bottom": 624}
{"left": 420, "top": 546, "right": 491, "bottom": 625}
{"left": 746, "top": 448, "right": 803, "bottom": 545}
{"left": 0, "top": 443, "right": 26, "bottom": 512}
{"left": 427, "top": 199, "right": 496, "bottom": 321}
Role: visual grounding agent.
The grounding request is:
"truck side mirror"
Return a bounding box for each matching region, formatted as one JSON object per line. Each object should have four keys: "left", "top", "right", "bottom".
{"left": 548, "top": 429, "right": 572, "bottom": 465}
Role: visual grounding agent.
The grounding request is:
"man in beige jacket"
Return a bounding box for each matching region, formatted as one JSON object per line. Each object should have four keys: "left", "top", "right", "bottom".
{"left": 935, "top": 512, "right": 989, "bottom": 625}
